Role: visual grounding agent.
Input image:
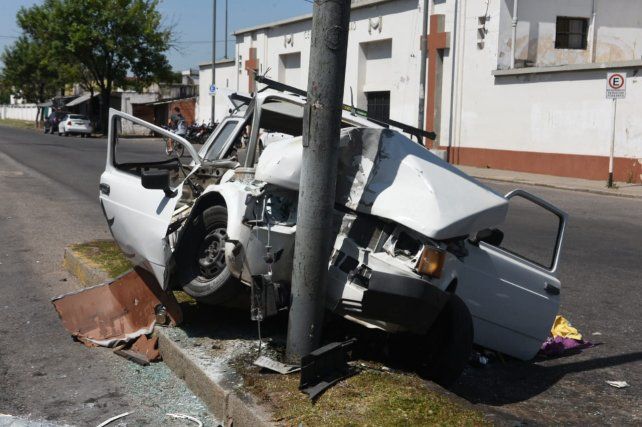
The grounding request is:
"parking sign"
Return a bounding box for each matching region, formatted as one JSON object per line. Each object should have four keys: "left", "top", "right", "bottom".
{"left": 606, "top": 72, "right": 626, "bottom": 99}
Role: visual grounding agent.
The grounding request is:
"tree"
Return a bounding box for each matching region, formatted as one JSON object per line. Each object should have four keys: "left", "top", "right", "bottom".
{"left": 17, "top": 0, "right": 173, "bottom": 131}
{"left": 0, "top": 36, "right": 63, "bottom": 104}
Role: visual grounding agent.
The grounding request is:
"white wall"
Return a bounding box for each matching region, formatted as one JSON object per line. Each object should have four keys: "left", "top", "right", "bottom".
{"left": 119, "top": 92, "right": 159, "bottom": 135}
{"left": 197, "top": 61, "right": 237, "bottom": 123}
{"left": 0, "top": 104, "right": 39, "bottom": 121}
{"left": 232, "top": 0, "right": 423, "bottom": 126}
{"left": 504, "top": 0, "right": 642, "bottom": 68}
{"left": 438, "top": 0, "right": 642, "bottom": 160}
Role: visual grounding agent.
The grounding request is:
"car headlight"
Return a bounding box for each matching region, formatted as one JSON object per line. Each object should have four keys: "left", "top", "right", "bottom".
{"left": 416, "top": 245, "right": 446, "bottom": 278}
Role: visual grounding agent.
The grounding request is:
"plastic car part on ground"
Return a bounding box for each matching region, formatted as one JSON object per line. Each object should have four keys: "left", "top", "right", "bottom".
{"left": 299, "top": 339, "right": 358, "bottom": 400}
{"left": 51, "top": 268, "right": 182, "bottom": 347}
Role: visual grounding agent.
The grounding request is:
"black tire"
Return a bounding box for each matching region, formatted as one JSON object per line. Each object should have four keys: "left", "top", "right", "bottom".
{"left": 417, "top": 294, "right": 473, "bottom": 388}
{"left": 175, "top": 205, "right": 239, "bottom": 304}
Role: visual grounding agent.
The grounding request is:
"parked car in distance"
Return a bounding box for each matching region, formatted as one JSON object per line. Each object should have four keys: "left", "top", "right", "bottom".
{"left": 44, "top": 111, "right": 69, "bottom": 134}
{"left": 58, "top": 114, "right": 93, "bottom": 137}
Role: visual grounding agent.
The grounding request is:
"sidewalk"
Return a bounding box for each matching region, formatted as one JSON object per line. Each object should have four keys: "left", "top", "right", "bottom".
{"left": 458, "top": 165, "right": 642, "bottom": 199}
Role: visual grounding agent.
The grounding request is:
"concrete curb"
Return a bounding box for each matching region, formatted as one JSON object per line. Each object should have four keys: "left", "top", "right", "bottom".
{"left": 468, "top": 174, "right": 642, "bottom": 200}
{"left": 62, "top": 247, "right": 111, "bottom": 287}
{"left": 62, "top": 246, "right": 275, "bottom": 427}
{"left": 156, "top": 329, "right": 274, "bottom": 427}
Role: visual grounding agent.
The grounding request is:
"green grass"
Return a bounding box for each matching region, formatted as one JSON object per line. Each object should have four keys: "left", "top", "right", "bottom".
{"left": 69, "top": 240, "right": 132, "bottom": 278}
{"left": 71, "top": 239, "right": 488, "bottom": 426}
{"left": 237, "top": 357, "right": 488, "bottom": 426}
{"left": 0, "top": 118, "right": 37, "bottom": 130}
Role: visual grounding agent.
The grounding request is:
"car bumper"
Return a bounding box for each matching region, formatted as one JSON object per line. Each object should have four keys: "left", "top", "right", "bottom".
{"left": 67, "top": 125, "right": 93, "bottom": 133}
{"left": 329, "top": 252, "right": 450, "bottom": 333}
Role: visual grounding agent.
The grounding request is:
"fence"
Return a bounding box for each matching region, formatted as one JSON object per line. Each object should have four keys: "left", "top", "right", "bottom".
{"left": 0, "top": 104, "right": 39, "bottom": 121}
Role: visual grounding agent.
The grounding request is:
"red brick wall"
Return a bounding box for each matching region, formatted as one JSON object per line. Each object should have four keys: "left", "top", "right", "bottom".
{"left": 169, "top": 99, "right": 196, "bottom": 125}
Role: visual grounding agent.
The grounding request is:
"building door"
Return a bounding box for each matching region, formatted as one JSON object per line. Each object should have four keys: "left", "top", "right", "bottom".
{"left": 366, "top": 91, "right": 390, "bottom": 122}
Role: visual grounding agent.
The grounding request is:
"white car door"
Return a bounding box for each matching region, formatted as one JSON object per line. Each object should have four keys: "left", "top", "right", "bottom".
{"left": 456, "top": 190, "right": 568, "bottom": 360}
{"left": 99, "top": 109, "right": 201, "bottom": 287}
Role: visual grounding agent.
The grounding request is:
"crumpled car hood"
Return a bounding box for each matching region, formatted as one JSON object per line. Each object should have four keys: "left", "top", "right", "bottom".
{"left": 256, "top": 127, "right": 508, "bottom": 240}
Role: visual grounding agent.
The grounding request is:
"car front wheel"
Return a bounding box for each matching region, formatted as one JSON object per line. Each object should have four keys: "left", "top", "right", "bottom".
{"left": 418, "top": 294, "right": 473, "bottom": 387}
{"left": 175, "top": 205, "right": 239, "bottom": 304}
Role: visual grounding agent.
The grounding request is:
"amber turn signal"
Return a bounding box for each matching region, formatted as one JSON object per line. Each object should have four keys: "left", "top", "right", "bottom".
{"left": 416, "top": 246, "right": 446, "bottom": 278}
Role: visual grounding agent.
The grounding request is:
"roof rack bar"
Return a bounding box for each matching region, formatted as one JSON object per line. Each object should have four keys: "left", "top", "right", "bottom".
{"left": 255, "top": 75, "right": 436, "bottom": 141}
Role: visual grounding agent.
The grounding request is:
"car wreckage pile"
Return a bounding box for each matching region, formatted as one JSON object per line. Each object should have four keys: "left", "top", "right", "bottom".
{"left": 57, "top": 79, "right": 568, "bottom": 390}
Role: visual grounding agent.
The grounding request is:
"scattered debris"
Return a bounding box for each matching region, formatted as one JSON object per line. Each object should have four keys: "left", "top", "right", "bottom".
{"left": 113, "top": 334, "right": 160, "bottom": 366}
{"left": 166, "top": 413, "right": 203, "bottom": 427}
{"left": 131, "top": 334, "right": 161, "bottom": 362}
{"left": 299, "top": 339, "right": 358, "bottom": 400}
{"left": 96, "top": 411, "right": 132, "bottom": 427}
{"left": 254, "top": 355, "right": 300, "bottom": 374}
{"left": 551, "top": 315, "right": 582, "bottom": 340}
{"left": 540, "top": 315, "right": 593, "bottom": 357}
{"left": 470, "top": 351, "right": 489, "bottom": 368}
{"left": 51, "top": 268, "right": 181, "bottom": 347}
{"left": 592, "top": 331, "right": 603, "bottom": 336}
{"left": 114, "top": 348, "right": 151, "bottom": 366}
{"left": 605, "top": 380, "right": 629, "bottom": 389}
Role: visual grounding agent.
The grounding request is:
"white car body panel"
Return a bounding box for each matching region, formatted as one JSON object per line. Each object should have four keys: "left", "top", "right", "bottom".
{"left": 256, "top": 128, "right": 509, "bottom": 240}
{"left": 455, "top": 242, "right": 560, "bottom": 360}
{"left": 99, "top": 109, "right": 201, "bottom": 287}
{"left": 100, "top": 94, "right": 567, "bottom": 363}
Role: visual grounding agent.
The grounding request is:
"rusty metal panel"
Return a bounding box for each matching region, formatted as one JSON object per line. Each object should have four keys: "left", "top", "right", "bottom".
{"left": 52, "top": 268, "right": 182, "bottom": 347}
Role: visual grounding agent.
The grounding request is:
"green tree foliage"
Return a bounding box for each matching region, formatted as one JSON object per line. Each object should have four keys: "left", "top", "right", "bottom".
{"left": 0, "top": 36, "right": 63, "bottom": 103}
{"left": 17, "top": 0, "right": 172, "bottom": 130}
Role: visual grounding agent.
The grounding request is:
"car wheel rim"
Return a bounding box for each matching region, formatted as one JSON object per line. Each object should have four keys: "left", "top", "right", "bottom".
{"left": 197, "top": 226, "right": 227, "bottom": 279}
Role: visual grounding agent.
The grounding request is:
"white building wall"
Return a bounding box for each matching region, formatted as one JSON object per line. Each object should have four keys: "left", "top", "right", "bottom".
{"left": 450, "top": 0, "right": 642, "bottom": 159}
{"left": 197, "top": 60, "right": 237, "bottom": 123}
{"left": 196, "top": 0, "right": 642, "bottom": 181}
{"left": 232, "top": 0, "right": 423, "bottom": 126}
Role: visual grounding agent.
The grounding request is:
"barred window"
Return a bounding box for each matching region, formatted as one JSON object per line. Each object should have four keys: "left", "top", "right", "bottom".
{"left": 555, "top": 17, "right": 589, "bottom": 50}
{"left": 366, "top": 91, "right": 390, "bottom": 122}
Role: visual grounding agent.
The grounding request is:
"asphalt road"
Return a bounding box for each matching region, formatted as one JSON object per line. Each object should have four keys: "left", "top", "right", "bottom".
{"left": 0, "top": 125, "right": 640, "bottom": 425}
{"left": 0, "top": 127, "right": 216, "bottom": 426}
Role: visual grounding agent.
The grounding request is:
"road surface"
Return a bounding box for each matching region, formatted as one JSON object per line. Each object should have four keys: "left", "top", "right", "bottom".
{"left": 0, "top": 127, "right": 215, "bottom": 426}
{"left": 0, "top": 125, "right": 640, "bottom": 425}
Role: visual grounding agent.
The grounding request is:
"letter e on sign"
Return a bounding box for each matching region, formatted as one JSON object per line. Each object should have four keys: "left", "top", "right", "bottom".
{"left": 606, "top": 72, "right": 626, "bottom": 99}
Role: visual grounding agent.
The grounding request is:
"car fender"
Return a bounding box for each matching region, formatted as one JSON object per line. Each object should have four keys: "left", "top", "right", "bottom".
{"left": 183, "top": 182, "right": 252, "bottom": 282}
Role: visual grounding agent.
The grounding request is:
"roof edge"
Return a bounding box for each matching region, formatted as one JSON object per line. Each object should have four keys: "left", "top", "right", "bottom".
{"left": 233, "top": 0, "right": 396, "bottom": 36}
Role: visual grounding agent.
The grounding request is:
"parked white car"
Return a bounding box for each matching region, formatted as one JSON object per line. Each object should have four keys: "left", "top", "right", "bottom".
{"left": 58, "top": 114, "right": 93, "bottom": 137}
{"left": 99, "top": 88, "right": 567, "bottom": 386}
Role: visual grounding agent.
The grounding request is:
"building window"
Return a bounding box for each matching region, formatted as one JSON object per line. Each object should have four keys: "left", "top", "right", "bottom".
{"left": 555, "top": 17, "right": 589, "bottom": 49}
{"left": 366, "top": 91, "right": 390, "bottom": 122}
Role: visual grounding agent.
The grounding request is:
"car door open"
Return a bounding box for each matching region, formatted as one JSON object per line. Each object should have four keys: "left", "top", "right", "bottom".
{"left": 458, "top": 189, "right": 568, "bottom": 360}
{"left": 99, "top": 109, "right": 201, "bottom": 288}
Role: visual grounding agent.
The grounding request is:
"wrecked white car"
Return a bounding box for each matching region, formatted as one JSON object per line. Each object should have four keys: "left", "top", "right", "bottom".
{"left": 99, "top": 86, "right": 567, "bottom": 386}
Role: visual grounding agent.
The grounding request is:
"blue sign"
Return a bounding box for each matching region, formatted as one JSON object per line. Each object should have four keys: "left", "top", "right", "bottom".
{"left": 209, "top": 84, "right": 217, "bottom": 95}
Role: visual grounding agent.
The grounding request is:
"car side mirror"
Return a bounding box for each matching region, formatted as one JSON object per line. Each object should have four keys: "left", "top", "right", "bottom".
{"left": 141, "top": 169, "right": 177, "bottom": 198}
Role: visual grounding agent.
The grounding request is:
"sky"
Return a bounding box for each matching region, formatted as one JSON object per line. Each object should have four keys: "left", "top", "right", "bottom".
{"left": 0, "top": 0, "right": 313, "bottom": 71}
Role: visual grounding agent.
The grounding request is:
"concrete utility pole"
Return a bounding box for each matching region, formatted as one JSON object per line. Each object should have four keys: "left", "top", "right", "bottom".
{"left": 417, "top": 0, "right": 429, "bottom": 134}
{"left": 211, "top": 0, "right": 217, "bottom": 123}
{"left": 286, "top": 0, "right": 351, "bottom": 363}
{"left": 224, "top": 0, "right": 229, "bottom": 59}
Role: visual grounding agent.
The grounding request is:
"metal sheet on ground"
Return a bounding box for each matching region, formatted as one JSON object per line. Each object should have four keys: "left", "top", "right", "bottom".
{"left": 51, "top": 268, "right": 182, "bottom": 347}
